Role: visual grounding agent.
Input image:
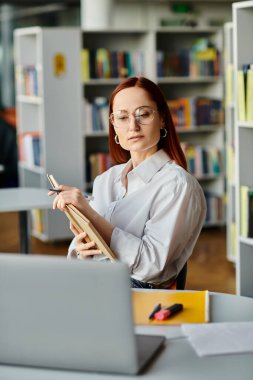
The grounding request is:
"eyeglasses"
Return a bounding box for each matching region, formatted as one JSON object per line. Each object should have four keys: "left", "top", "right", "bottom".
{"left": 109, "top": 106, "right": 157, "bottom": 128}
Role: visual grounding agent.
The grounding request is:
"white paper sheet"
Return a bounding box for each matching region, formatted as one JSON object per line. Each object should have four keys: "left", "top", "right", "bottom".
{"left": 181, "top": 321, "right": 253, "bottom": 357}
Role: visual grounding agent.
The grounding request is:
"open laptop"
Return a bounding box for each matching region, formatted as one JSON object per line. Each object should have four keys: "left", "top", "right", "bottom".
{"left": 0, "top": 254, "right": 165, "bottom": 375}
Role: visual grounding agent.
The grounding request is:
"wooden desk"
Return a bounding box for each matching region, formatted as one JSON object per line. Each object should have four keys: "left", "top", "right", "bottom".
{"left": 1, "top": 292, "right": 253, "bottom": 380}
{"left": 0, "top": 187, "right": 52, "bottom": 253}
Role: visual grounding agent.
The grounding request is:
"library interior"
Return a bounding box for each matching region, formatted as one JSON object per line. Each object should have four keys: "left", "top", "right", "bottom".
{"left": 1, "top": 0, "right": 253, "bottom": 378}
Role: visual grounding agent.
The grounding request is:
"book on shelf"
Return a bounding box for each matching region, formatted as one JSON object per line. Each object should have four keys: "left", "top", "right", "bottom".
{"left": 15, "top": 64, "right": 40, "bottom": 96}
{"left": 240, "top": 185, "right": 253, "bottom": 238}
{"left": 156, "top": 39, "right": 220, "bottom": 78}
{"left": 88, "top": 152, "right": 112, "bottom": 182}
{"left": 31, "top": 209, "right": 44, "bottom": 234}
{"left": 132, "top": 290, "right": 209, "bottom": 325}
{"left": 18, "top": 132, "right": 41, "bottom": 167}
{"left": 168, "top": 96, "right": 223, "bottom": 128}
{"left": 237, "top": 69, "right": 246, "bottom": 121}
{"left": 80, "top": 48, "right": 144, "bottom": 80}
{"left": 181, "top": 143, "right": 221, "bottom": 177}
{"left": 204, "top": 192, "right": 224, "bottom": 224}
{"left": 47, "top": 174, "right": 116, "bottom": 261}
{"left": 246, "top": 66, "right": 253, "bottom": 123}
{"left": 84, "top": 98, "right": 109, "bottom": 133}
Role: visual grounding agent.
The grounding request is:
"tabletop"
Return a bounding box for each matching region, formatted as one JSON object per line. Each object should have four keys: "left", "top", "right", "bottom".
{"left": 0, "top": 187, "right": 52, "bottom": 212}
{"left": 1, "top": 291, "right": 253, "bottom": 380}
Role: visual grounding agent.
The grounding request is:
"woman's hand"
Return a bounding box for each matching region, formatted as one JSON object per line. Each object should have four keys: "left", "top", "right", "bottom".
{"left": 70, "top": 223, "right": 102, "bottom": 259}
{"left": 48, "top": 185, "right": 89, "bottom": 215}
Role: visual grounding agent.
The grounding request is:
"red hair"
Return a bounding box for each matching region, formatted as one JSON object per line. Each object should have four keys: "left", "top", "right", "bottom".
{"left": 108, "top": 77, "right": 187, "bottom": 170}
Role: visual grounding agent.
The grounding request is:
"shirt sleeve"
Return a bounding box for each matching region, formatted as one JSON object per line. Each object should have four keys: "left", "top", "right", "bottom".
{"left": 110, "top": 175, "right": 206, "bottom": 284}
{"left": 67, "top": 237, "right": 78, "bottom": 259}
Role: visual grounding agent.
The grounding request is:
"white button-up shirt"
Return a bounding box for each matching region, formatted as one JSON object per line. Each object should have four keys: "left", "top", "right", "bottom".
{"left": 68, "top": 149, "right": 206, "bottom": 286}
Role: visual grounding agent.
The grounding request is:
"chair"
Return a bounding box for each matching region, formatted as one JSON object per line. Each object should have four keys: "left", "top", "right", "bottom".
{"left": 175, "top": 262, "right": 187, "bottom": 290}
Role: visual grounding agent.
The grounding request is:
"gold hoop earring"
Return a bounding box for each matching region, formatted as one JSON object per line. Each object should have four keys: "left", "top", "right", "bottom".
{"left": 160, "top": 128, "right": 167, "bottom": 138}
{"left": 114, "top": 134, "right": 120, "bottom": 144}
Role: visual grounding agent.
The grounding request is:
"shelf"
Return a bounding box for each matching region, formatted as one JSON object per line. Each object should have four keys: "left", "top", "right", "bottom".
{"left": 81, "top": 16, "right": 225, "bottom": 230}
{"left": 157, "top": 76, "right": 221, "bottom": 84}
{"left": 176, "top": 125, "right": 224, "bottom": 134}
{"left": 239, "top": 237, "right": 253, "bottom": 246}
{"left": 19, "top": 162, "right": 45, "bottom": 175}
{"left": 15, "top": 27, "right": 84, "bottom": 242}
{"left": 86, "top": 132, "right": 109, "bottom": 137}
{"left": 204, "top": 220, "right": 225, "bottom": 228}
{"left": 17, "top": 95, "right": 43, "bottom": 104}
{"left": 156, "top": 26, "right": 220, "bottom": 34}
{"left": 83, "top": 78, "right": 122, "bottom": 86}
{"left": 238, "top": 122, "right": 253, "bottom": 128}
{"left": 196, "top": 173, "right": 224, "bottom": 181}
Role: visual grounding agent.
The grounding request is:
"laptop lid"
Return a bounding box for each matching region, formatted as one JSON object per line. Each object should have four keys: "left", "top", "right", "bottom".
{"left": 0, "top": 254, "right": 164, "bottom": 375}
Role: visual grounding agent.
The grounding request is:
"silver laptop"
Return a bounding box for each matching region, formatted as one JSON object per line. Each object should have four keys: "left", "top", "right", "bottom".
{"left": 0, "top": 254, "right": 165, "bottom": 375}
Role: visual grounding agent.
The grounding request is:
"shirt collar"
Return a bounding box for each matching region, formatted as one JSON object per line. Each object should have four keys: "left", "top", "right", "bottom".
{"left": 116, "top": 149, "right": 171, "bottom": 186}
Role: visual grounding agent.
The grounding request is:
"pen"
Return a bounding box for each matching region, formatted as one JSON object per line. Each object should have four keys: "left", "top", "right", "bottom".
{"left": 49, "top": 188, "right": 62, "bottom": 194}
{"left": 148, "top": 303, "right": 161, "bottom": 320}
{"left": 154, "top": 303, "right": 183, "bottom": 321}
{"left": 48, "top": 188, "right": 94, "bottom": 201}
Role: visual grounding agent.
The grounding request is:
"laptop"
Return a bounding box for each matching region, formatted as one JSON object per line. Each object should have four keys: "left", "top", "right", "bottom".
{"left": 0, "top": 254, "right": 165, "bottom": 375}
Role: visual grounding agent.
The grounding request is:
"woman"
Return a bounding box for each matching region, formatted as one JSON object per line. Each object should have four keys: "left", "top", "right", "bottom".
{"left": 49, "top": 77, "right": 206, "bottom": 289}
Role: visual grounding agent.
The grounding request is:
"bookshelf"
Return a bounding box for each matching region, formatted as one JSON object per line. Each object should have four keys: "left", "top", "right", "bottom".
{"left": 233, "top": 1, "right": 253, "bottom": 297}
{"left": 81, "top": 25, "right": 225, "bottom": 227}
{"left": 14, "top": 27, "right": 84, "bottom": 241}
{"left": 224, "top": 22, "right": 236, "bottom": 262}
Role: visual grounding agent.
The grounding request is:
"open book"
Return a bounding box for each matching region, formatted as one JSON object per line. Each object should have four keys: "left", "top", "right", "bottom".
{"left": 47, "top": 174, "right": 116, "bottom": 261}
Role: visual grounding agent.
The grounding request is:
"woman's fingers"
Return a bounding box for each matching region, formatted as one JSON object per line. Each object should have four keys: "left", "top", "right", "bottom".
{"left": 69, "top": 222, "right": 80, "bottom": 236}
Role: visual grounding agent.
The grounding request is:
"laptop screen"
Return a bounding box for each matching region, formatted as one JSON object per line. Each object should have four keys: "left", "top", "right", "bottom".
{"left": 0, "top": 254, "right": 140, "bottom": 374}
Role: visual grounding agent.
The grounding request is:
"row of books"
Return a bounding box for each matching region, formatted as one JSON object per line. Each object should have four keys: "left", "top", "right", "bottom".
{"left": 167, "top": 97, "right": 223, "bottom": 128}
{"left": 81, "top": 48, "right": 145, "bottom": 81}
{"left": 87, "top": 152, "right": 112, "bottom": 183}
{"left": 240, "top": 185, "right": 253, "bottom": 238}
{"left": 18, "top": 132, "right": 41, "bottom": 167}
{"left": 84, "top": 95, "right": 223, "bottom": 134}
{"left": 237, "top": 64, "right": 253, "bottom": 123}
{"left": 84, "top": 98, "right": 109, "bottom": 133}
{"left": 157, "top": 44, "right": 220, "bottom": 77}
{"left": 205, "top": 192, "right": 224, "bottom": 224}
{"left": 181, "top": 143, "right": 222, "bottom": 177}
{"left": 15, "top": 65, "right": 41, "bottom": 97}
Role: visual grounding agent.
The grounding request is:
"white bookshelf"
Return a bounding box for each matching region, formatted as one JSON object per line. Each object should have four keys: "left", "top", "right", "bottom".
{"left": 81, "top": 24, "right": 225, "bottom": 227}
{"left": 14, "top": 27, "right": 84, "bottom": 241}
{"left": 233, "top": 1, "right": 253, "bottom": 297}
{"left": 224, "top": 22, "right": 236, "bottom": 263}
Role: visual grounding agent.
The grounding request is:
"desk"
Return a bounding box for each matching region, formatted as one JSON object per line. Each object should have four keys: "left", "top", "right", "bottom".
{"left": 1, "top": 292, "right": 253, "bottom": 380}
{"left": 0, "top": 187, "right": 52, "bottom": 253}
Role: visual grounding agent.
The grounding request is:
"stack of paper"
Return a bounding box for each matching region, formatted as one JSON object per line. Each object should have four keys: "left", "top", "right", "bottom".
{"left": 182, "top": 322, "right": 253, "bottom": 356}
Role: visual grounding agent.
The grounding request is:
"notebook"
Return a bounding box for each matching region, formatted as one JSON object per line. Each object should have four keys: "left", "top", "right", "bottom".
{"left": 47, "top": 174, "right": 116, "bottom": 261}
{"left": 0, "top": 254, "right": 165, "bottom": 375}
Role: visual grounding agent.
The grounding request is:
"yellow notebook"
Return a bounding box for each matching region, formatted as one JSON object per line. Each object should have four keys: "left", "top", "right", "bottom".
{"left": 132, "top": 290, "right": 209, "bottom": 325}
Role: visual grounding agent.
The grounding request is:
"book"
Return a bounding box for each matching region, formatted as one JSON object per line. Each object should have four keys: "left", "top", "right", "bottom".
{"left": 246, "top": 67, "right": 253, "bottom": 123}
{"left": 237, "top": 70, "right": 246, "bottom": 121}
{"left": 47, "top": 174, "right": 116, "bottom": 261}
{"left": 240, "top": 185, "right": 249, "bottom": 238}
{"left": 248, "top": 188, "right": 253, "bottom": 238}
{"left": 132, "top": 290, "right": 209, "bottom": 325}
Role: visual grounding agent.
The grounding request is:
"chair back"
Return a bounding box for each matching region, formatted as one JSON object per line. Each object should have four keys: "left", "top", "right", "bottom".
{"left": 176, "top": 262, "right": 187, "bottom": 290}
